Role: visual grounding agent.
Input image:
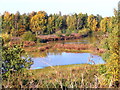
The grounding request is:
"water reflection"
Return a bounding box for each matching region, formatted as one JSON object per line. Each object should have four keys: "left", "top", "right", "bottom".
{"left": 31, "top": 52, "right": 105, "bottom": 69}
{"left": 48, "top": 35, "right": 99, "bottom": 44}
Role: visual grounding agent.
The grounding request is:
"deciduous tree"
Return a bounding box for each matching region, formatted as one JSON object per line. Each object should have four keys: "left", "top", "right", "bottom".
{"left": 30, "top": 11, "right": 48, "bottom": 35}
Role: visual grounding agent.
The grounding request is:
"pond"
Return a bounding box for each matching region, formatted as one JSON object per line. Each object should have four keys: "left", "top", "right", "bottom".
{"left": 28, "top": 35, "right": 103, "bottom": 69}
{"left": 30, "top": 52, "right": 105, "bottom": 69}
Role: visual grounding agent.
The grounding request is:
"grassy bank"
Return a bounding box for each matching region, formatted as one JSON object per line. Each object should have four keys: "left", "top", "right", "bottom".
{"left": 22, "top": 64, "right": 110, "bottom": 88}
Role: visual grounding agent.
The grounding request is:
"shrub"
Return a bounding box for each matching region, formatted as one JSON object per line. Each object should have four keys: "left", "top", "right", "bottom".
{"left": 61, "top": 29, "right": 66, "bottom": 34}
{"left": 2, "top": 33, "right": 11, "bottom": 43}
{"left": 65, "top": 33, "right": 71, "bottom": 36}
{"left": 98, "top": 64, "right": 107, "bottom": 74}
{"left": 22, "top": 31, "right": 36, "bottom": 41}
{"left": 66, "top": 29, "right": 72, "bottom": 34}
{"left": 56, "top": 31, "right": 62, "bottom": 37}
{"left": 65, "top": 29, "right": 72, "bottom": 36}
{"left": 2, "top": 46, "right": 33, "bottom": 88}
{"left": 2, "top": 46, "right": 33, "bottom": 75}
{"left": 78, "top": 28, "right": 90, "bottom": 35}
{"left": 56, "top": 34, "right": 62, "bottom": 37}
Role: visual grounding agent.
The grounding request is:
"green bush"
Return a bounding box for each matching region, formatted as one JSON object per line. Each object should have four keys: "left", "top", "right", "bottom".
{"left": 78, "top": 28, "right": 90, "bottom": 35}
{"left": 22, "top": 31, "right": 36, "bottom": 41}
{"left": 65, "top": 29, "right": 72, "bottom": 36}
{"left": 2, "top": 33, "right": 11, "bottom": 43}
{"left": 2, "top": 46, "right": 33, "bottom": 88}
{"left": 98, "top": 64, "right": 107, "bottom": 74}
{"left": 61, "top": 29, "right": 66, "bottom": 34}
{"left": 56, "top": 34, "right": 62, "bottom": 37}
{"left": 65, "top": 33, "right": 71, "bottom": 36}
{"left": 56, "top": 31, "right": 62, "bottom": 37}
{"left": 71, "top": 30, "right": 78, "bottom": 33}
{"left": 2, "top": 45, "right": 33, "bottom": 79}
{"left": 66, "top": 29, "right": 72, "bottom": 33}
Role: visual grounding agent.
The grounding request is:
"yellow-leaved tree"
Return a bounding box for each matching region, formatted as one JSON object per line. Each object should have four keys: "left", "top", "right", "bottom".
{"left": 30, "top": 11, "right": 47, "bottom": 35}
{"left": 100, "top": 17, "right": 111, "bottom": 33}
{"left": 87, "top": 14, "right": 98, "bottom": 31}
{"left": 102, "top": 9, "right": 120, "bottom": 87}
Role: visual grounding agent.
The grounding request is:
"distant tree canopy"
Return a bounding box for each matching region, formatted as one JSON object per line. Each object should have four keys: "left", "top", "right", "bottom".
{"left": 1, "top": 11, "right": 107, "bottom": 36}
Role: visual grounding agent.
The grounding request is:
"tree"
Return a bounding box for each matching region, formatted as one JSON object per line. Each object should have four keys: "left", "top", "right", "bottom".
{"left": 47, "top": 15, "right": 55, "bottom": 34}
{"left": 96, "top": 14, "right": 103, "bottom": 28}
{"left": 2, "top": 12, "right": 13, "bottom": 34}
{"left": 14, "top": 11, "right": 20, "bottom": 30}
{"left": 101, "top": 9, "right": 120, "bottom": 87}
{"left": 87, "top": 14, "right": 98, "bottom": 31}
{"left": 77, "top": 13, "right": 88, "bottom": 30}
{"left": 61, "top": 15, "right": 67, "bottom": 33}
{"left": 15, "top": 13, "right": 30, "bottom": 36}
{"left": 106, "top": 25, "right": 119, "bottom": 87}
{"left": 100, "top": 17, "right": 111, "bottom": 33}
{"left": 30, "top": 11, "right": 48, "bottom": 35}
{"left": 53, "top": 14, "right": 64, "bottom": 32}
{"left": 66, "top": 14, "right": 77, "bottom": 32}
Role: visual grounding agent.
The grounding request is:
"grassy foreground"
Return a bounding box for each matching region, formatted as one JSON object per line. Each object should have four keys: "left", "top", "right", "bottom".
{"left": 25, "top": 64, "right": 110, "bottom": 88}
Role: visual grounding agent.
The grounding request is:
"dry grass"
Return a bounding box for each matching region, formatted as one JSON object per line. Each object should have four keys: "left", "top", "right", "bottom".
{"left": 26, "top": 64, "right": 103, "bottom": 88}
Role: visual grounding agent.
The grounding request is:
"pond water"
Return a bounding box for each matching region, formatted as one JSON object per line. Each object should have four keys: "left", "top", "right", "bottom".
{"left": 48, "top": 35, "right": 99, "bottom": 44}
{"left": 30, "top": 52, "right": 105, "bottom": 69}
{"left": 29, "top": 36, "right": 104, "bottom": 69}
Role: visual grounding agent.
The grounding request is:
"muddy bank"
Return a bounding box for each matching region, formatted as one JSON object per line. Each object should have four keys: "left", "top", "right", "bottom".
{"left": 53, "top": 43, "right": 105, "bottom": 54}
{"left": 24, "top": 43, "right": 105, "bottom": 55}
{"left": 54, "top": 43, "right": 92, "bottom": 50}
{"left": 36, "top": 33, "right": 88, "bottom": 43}
{"left": 38, "top": 45, "right": 52, "bottom": 51}
{"left": 9, "top": 33, "right": 88, "bottom": 47}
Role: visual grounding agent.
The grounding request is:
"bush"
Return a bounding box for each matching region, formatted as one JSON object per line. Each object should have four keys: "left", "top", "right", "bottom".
{"left": 98, "top": 64, "right": 107, "bottom": 74}
{"left": 65, "top": 33, "right": 71, "bottom": 36}
{"left": 2, "top": 45, "right": 33, "bottom": 78}
{"left": 66, "top": 29, "right": 72, "bottom": 33}
{"left": 22, "top": 31, "right": 36, "bottom": 41}
{"left": 2, "top": 46, "right": 33, "bottom": 88}
{"left": 2, "top": 33, "right": 11, "bottom": 43}
{"left": 72, "top": 30, "right": 78, "bottom": 33}
{"left": 56, "top": 31, "right": 62, "bottom": 37}
{"left": 78, "top": 28, "right": 90, "bottom": 35}
{"left": 56, "top": 34, "right": 62, "bottom": 37}
{"left": 65, "top": 29, "right": 72, "bottom": 36}
{"left": 61, "top": 29, "right": 66, "bottom": 34}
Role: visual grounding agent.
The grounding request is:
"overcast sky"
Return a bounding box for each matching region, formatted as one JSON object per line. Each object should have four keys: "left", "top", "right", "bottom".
{"left": 0, "top": 0, "right": 119, "bottom": 17}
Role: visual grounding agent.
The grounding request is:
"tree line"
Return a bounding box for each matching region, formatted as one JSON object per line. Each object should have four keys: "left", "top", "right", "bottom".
{"left": 1, "top": 11, "right": 115, "bottom": 37}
